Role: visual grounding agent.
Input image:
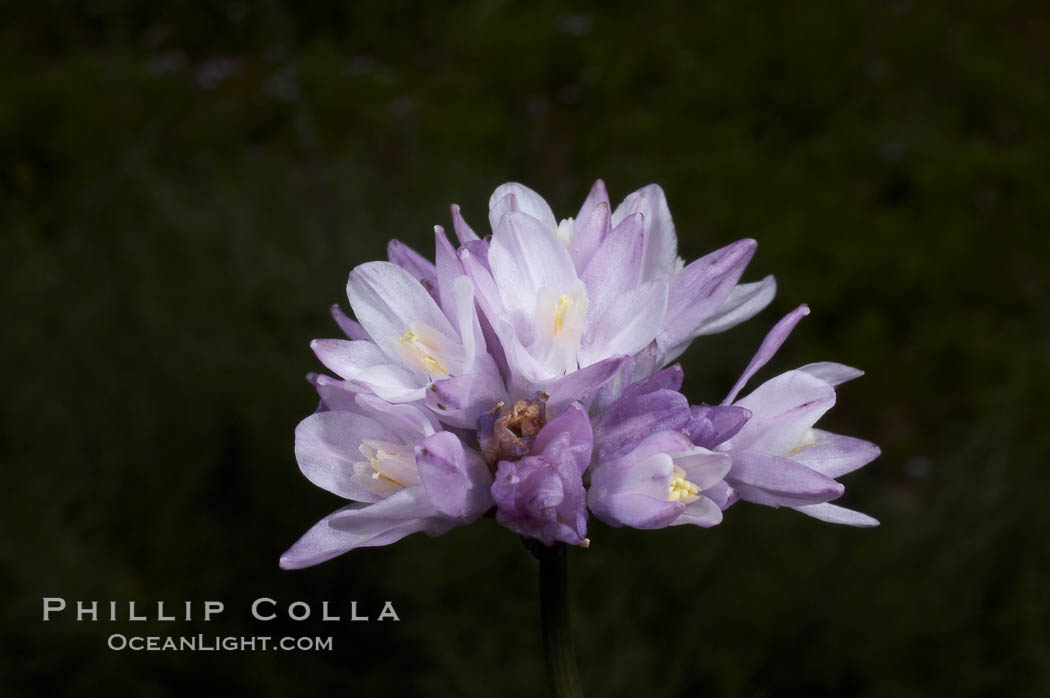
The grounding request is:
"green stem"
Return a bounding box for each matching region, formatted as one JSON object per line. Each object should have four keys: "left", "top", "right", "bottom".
{"left": 536, "top": 542, "right": 583, "bottom": 698}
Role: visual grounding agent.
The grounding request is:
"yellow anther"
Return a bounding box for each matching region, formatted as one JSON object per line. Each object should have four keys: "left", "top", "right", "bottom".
{"left": 785, "top": 428, "right": 818, "bottom": 457}
{"left": 369, "top": 451, "right": 401, "bottom": 484}
{"left": 398, "top": 330, "right": 449, "bottom": 376}
{"left": 553, "top": 294, "right": 573, "bottom": 336}
{"left": 422, "top": 356, "right": 448, "bottom": 375}
{"left": 668, "top": 465, "right": 701, "bottom": 504}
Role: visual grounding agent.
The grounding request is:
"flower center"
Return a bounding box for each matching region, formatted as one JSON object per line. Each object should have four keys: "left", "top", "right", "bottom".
{"left": 359, "top": 440, "right": 419, "bottom": 490}
{"left": 784, "top": 428, "right": 818, "bottom": 457}
{"left": 668, "top": 465, "right": 701, "bottom": 503}
{"left": 552, "top": 295, "right": 573, "bottom": 337}
{"left": 478, "top": 394, "right": 548, "bottom": 468}
{"left": 397, "top": 330, "right": 449, "bottom": 377}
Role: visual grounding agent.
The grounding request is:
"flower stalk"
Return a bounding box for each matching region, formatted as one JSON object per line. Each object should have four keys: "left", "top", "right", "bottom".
{"left": 533, "top": 542, "right": 583, "bottom": 698}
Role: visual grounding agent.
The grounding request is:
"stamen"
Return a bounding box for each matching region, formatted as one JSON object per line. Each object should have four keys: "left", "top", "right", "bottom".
{"left": 668, "top": 465, "right": 701, "bottom": 503}
{"left": 785, "top": 428, "right": 818, "bottom": 457}
{"left": 552, "top": 295, "right": 573, "bottom": 337}
{"left": 399, "top": 330, "right": 449, "bottom": 376}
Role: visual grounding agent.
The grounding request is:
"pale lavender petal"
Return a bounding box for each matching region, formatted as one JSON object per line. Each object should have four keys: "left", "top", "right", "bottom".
{"left": 799, "top": 362, "right": 864, "bottom": 386}
{"left": 491, "top": 455, "right": 587, "bottom": 546}
{"left": 594, "top": 451, "right": 676, "bottom": 500}
{"left": 580, "top": 277, "right": 668, "bottom": 367}
{"left": 458, "top": 244, "right": 503, "bottom": 326}
{"left": 416, "top": 431, "right": 493, "bottom": 520}
{"left": 347, "top": 261, "right": 456, "bottom": 358}
{"left": 533, "top": 403, "right": 594, "bottom": 477}
{"left": 581, "top": 212, "right": 644, "bottom": 325}
{"left": 570, "top": 181, "right": 611, "bottom": 271}
{"left": 674, "top": 448, "right": 732, "bottom": 491}
{"left": 489, "top": 182, "right": 558, "bottom": 231}
{"left": 695, "top": 275, "right": 777, "bottom": 337}
{"left": 424, "top": 354, "right": 506, "bottom": 428}
{"left": 312, "top": 374, "right": 363, "bottom": 413}
{"left": 279, "top": 488, "right": 447, "bottom": 569}
{"left": 686, "top": 404, "right": 751, "bottom": 449}
{"left": 488, "top": 210, "right": 578, "bottom": 340}
{"left": 330, "top": 304, "right": 371, "bottom": 341}
{"left": 595, "top": 389, "right": 691, "bottom": 460}
{"left": 589, "top": 354, "right": 636, "bottom": 414}
{"left": 433, "top": 225, "right": 463, "bottom": 319}
{"left": 605, "top": 429, "right": 694, "bottom": 468}
{"left": 588, "top": 492, "right": 683, "bottom": 530}
{"left": 629, "top": 339, "right": 663, "bottom": 381}
{"left": 658, "top": 239, "right": 757, "bottom": 358}
{"left": 724, "top": 304, "right": 810, "bottom": 405}
{"left": 793, "top": 502, "right": 879, "bottom": 527}
{"left": 726, "top": 450, "right": 844, "bottom": 507}
{"left": 669, "top": 497, "right": 723, "bottom": 528}
{"left": 724, "top": 370, "right": 835, "bottom": 455}
{"left": 611, "top": 184, "right": 677, "bottom": 282}
{"left": 310, "top": 339, "right": 425, "bottom": 403}
{"left": 387, "top": 239, "right": 438, "bottom": 297}
{"left": 546, "top": 355, "right": 633, "bottom": 417}
{"left": 450, "top": 203, "right": 479, "bottom": 243}
{"left": 294, "top": 411, "right": 390, "bottom": 502}
{"left": 618, "top": 364, "right": 684, "bottom": 402}
{"left": 791, "top": 429, "right": 881, "bottom": 478}
{"left": 575, "top": 179, "right": 610, "bottom": 230}
{"left": 353, "top": 394, "right": 439, "bottom": 441}
{"left": 702, "top": 480, "right": 740, "bottom": 510}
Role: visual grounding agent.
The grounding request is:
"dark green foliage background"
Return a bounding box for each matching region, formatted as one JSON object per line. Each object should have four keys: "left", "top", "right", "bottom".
{"left": 2, "top": 2, "right": 1048, "bottom": 696}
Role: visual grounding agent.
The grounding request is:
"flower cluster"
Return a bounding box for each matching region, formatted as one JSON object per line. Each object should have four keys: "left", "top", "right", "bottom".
{"left": 280, "top": 181, "right": 879, "bottom": 569}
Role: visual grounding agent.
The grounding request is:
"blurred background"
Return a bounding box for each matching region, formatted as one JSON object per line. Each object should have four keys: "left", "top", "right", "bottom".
{"left": 2, "top": 2, "right": 1048, "bottom": 696}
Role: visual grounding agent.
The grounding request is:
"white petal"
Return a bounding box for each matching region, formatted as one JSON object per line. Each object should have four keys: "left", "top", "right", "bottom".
{"left": 611, "top": 184, "right": 677, "bottom": 282}
{"left": 580, "top": 277, "right": 668, "bottom": 367}
{"left": 723, "top": 370, "right": 836, "bottom": 455}
{"left": 672, "top": 448, "right": 732, "bottom": 491}
{"left": 347, "top": 261, "right": 457, "bottom": 363}
{"left": 295, "top": 412, "right": 395, "bottom": 502}
{"left": 488, "top": 210, "right": 579, "bottom": 341}
{"left": 694, "top": 275, "right": 777, "bottom": 337}
{"left": 310, "top": 339, "right": 426, "bottom": 403}
{"left": 791, "top": 429, "right": 881, "bottom": 478}
{"left": 799, "top": 362, "right": 864, "bottom": 387}
{"left": 793, "top": 502, "right": 879, "bottom": 527}
{"left": 723, "top": 304, "right": 809, "bottom": 405}
{"left": 581, "top": 212, "right": 644, "bottom": 329}
{"left": 669, "top": 496, "right": 723, "bottom": 527}
{"left": 488, "top": 182, "right": 558, "bottom": 231}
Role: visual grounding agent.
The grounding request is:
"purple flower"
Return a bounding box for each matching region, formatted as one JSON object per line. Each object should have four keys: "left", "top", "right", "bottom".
{"left": 586, "top": 364, "right": 742, "bottom": 529}
{"left": 284, "top": 179, "right": 879, "bottom": 568}
{"left": 310, "top": 257, "right": 505, "bottom": 426}
{"left": 456, "top": 182, "right": 771, "bottom": 393}
{"left": 280, "top": 392, "right": 493, "bottom": 569}
{"left": 715, "top": 305, "right": 881, "bottom": 526}
{"left": 589, "top": 429, "right": 731, "bottom": 529}
{"left": 489, "top": 403, "right": 594, "bottom": 547}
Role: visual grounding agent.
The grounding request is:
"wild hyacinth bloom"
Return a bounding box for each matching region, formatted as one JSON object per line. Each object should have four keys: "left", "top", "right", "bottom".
{"left": 715, "top": 305, "right": 880, "bottom": 526}
{"left": 585, "top": 360, "right": 751, "bottom": 530}
{"left": 456, "top": 182, "right": 774, "bottom": 394}
{"left": 283, "top": 179, "right": 878, "bottom": 569}
{"left": 280, "top": 388, "right": 492, "bottom": 569}
{"left": 310, "top": 258, "right": 505, "bottom": 426}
